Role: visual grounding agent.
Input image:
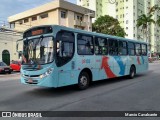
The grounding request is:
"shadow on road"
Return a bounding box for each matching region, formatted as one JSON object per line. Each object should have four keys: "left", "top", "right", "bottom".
{"left": 0, "top": 71, "right": 155, "bottom": 110}
{"left": 23, "top": 72, "right": 149, "bottom": 98}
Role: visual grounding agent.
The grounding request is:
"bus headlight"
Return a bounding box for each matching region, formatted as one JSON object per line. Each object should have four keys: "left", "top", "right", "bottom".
{"left": 40, "top": 68, "right": 54, "bottom": 79}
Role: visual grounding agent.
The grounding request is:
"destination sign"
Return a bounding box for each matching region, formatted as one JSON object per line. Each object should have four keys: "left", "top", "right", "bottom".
{"left": 32, "top": 29, "right": 43, "bottom": 36}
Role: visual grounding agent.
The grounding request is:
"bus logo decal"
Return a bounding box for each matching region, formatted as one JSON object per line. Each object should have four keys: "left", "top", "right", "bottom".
{"left": 141, "top": 56, "right": 145, "bottom": 64}
{"left": 82, "top": 59, "right": 90, "bottom": 64}
{"left": 96, "top": 60, "right": 101, "bottom": 62}
{"left": 137, "top": 56, "right": 141, "bottom": 65}
{"left": 113, "top": 56, "right": 126, "bottom": 75}
{"left": 101, "top": 56, "right": 117, "bottom": 78}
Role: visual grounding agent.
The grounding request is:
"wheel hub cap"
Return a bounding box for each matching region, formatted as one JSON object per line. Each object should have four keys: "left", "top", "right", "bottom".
{"left": 80, "top": 76, "right": 87, "bottom": 86}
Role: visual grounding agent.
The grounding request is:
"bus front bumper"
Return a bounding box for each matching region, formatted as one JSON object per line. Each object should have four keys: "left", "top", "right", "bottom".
{"left": 20, "top": 74, "right": 57, "bottom": 88}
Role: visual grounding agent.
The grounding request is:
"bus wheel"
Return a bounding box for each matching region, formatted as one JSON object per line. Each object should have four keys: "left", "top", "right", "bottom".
{"left": 78, "top": 72, "right": 90, "bottom": 90}
{"left": 129, "top": 66, "right": 136, "bottom": 79}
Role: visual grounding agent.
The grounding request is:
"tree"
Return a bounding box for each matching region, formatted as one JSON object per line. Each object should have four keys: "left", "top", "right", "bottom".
{"left": 137, "top": 5, "right": 160, "bottom": 43}
{"left": 156, "top": 16, "right": 160, "bottom": 52}
{"left": 156, "top": 16, "right": 160, "bottom": 27}
{"left": 136, "top": 14, "right": 155, "bottom": 42}
{"left": 149, "top": 4, "right": 160, "bottom": 14}
{"left": 92, "top": 15, "right": 126, "bottom": 37}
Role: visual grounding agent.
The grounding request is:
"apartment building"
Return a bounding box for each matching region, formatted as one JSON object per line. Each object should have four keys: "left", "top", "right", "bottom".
{"left": 77, "top": 0, "right": 116, "bottom": 22}
{"left": 116, "top": 0, "right": 145, "bottom": 39}
{"left": 77, "top": 0, "right": 144, "bottom": 39}
{"left": 147, "top": 0, "right": 160, "bottom": 53}
{"left": 8, "top": 0, "right": 95, "bottom": 32}
{"left": 115, "top": 0, "right": 160, "bottom": 52}
{"left": 77, "top": 0, "right": 160, "bottom": 52}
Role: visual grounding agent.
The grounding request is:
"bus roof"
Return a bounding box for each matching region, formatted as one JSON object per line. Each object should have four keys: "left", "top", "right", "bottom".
{"left": 53, "top": 25, "right": 147, "bottom": 44}
{"left": 24, "top": 25, "right": 147, "bottom": 44}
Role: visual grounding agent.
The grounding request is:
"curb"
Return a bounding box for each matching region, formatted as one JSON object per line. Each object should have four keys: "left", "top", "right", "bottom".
{"left": 0, "top": 73, "right": 20, "bottom": 77}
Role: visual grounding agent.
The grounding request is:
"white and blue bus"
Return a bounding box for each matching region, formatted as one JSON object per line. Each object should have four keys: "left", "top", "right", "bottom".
{"left": 17, "top": 25, "right": 148, "bottom": 89}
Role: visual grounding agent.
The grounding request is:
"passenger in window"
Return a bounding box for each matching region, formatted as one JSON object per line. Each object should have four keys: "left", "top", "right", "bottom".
{"left": 56, "top": 42, "right": 62, "bottom": 57}
{"left": 118, "top": 47, "right": 123, "bottom": 55}
{"left": 80, "top": 45, "right": 86, "bottom": 54}
{"left": 102, "top": 47, "right": 107, "bottom": 55}
{"left": 95, "top": 46, "right": 99, "bottom": 54}
{"left": 86, "top": 46, "right": 92, "bottom": 54}
{"left": 45, "top": 46, "right": 53, "bottom": 63}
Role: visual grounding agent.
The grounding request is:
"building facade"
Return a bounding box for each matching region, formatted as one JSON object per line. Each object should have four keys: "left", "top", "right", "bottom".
{"left": 147, "top": 0, "right": 160, "bottom": 53}
{"left": 77, "top": 0, "right": 116, "bottom": 22}
{"left": 77, "top": 0, "right": 160, "bottom": 52}
{"left": 8, "top": 0, "right": 95, "bottom": 32}
{"left": 0, "top": 28, "right": 22, "bottom": 64}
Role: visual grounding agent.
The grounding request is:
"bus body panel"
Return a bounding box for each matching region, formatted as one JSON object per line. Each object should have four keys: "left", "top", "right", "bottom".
{"left": 19, "top": 25, "right": 148, "bottom": 88}
{"left": 57, "top": 58, "right": 78, "bottom": 87}
{"left": 20, "top": 63, "right": 59, "bottom": 88}
{"left": 112, "top": 55, "right": 128, "bottom": 77}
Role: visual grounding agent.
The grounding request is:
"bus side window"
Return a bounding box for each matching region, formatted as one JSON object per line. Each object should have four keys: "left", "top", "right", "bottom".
{"left": 142, "top": 44, "right": 147, "bottom": 56}
{"left": 56, "top": 32, "right": 74, "bottom": 57}
{"left": 77, "top": 34, "right": 94, "bottom": 55}
{"left": 95, "top": 37, "right": 108, "bottom": 55}
{"left": 118, "top": 41, "right": 127, "bottom": 55}
{"left": 128, "top": 42, "right": 135, "bottom": 56}
{"left": 135, "top": 43, "right": 142, "bottom": 56}
{"left": 109, "top": 38, "right": 118, "bottom": 56}
{"left": 56, "top": 31, "right": 75, "bottom": 67}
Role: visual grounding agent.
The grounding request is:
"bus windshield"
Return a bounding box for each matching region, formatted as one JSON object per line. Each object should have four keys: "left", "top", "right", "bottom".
{"left": 22, "top": 36, "right": 54, "bottom": 65}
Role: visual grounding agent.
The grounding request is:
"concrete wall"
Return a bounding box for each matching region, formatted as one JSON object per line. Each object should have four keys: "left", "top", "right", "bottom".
{"left": 0, "top": 31, "right": 22, "bottom": 62}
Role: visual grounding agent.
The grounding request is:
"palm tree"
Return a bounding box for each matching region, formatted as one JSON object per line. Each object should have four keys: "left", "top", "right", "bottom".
{"left": 156, "top": 16, "right": 160, "bottom": 27}
{"left": 155, "top": 16, "right": 160, "bottom": 52}
{"left": 137, "top": 14, "right": 155, "bottom": 43}
{"left": 137, "top": 4, "right": 160, "bottom": 53}
{"left": 149, "top": 5, "right": 160, "bottom": 14}
{"left": 137, "top": 5, "right": 160, "bottom": 42}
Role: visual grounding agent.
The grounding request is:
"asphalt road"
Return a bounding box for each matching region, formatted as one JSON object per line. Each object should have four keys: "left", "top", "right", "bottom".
{"left": 0, "top": 62, "right": 160, "bottom": 120}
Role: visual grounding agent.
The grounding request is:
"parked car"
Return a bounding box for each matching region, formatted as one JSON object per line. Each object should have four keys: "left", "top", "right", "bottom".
{"left": 10, "top": 61, "right": 21, "bottom": 71}
{"left": 148, "top": 57, "right": 153, "bottom": 63}
{"left": 0, "top": 61, "right": 12, "bottom": 74}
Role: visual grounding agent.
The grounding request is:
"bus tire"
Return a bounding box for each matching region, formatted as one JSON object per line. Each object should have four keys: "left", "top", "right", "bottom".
{"left": 78, "top": 72, "right": 90, "bottom": 90}
{"left": 129, "top": 66, "right": 136, "bottom": 79}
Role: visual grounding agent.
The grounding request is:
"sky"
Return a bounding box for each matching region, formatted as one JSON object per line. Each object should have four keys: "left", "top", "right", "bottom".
{"left": 0, "top": 0, "right": 76, "bottom": 26}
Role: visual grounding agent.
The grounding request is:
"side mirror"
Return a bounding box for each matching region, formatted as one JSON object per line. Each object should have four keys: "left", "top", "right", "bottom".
{"left": 58, "top": 41, "right": 64, "bottom": 57}
{"left": 61, "top": 42, "right": 64, "bottom": 52}
{"left": 16, "top": 43, "right": 19, "bottom": 52}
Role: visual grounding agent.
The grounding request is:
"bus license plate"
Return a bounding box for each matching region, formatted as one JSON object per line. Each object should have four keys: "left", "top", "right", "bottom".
{"left": 28, "top": 79, "right": 33, "bottom": 83}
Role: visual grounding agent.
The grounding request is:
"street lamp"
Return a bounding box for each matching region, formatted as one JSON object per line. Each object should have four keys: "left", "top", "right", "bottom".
{"left": 85, "top": 13, "right": 94, "bottom": 31}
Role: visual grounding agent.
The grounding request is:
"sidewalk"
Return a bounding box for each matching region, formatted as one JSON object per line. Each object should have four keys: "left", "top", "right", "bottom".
{"left": 151, "top": 60, "right": 160, "bottom": 63}
{"left": 0, "top": 72, "right": 20, "bottom": 77}
{"left": 0, "top": 72, "right": 20, "bottom": 80}
{"left": 0, "top": 73, "right": 20, "bottom": 81}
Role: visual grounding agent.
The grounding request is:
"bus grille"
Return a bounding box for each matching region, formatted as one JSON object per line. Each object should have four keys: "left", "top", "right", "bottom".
{"left": 25, "top": 79, "right": 38, "bottom": 84}
{"left": 23, "top": 74, "right": 40, "bottom": 79}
